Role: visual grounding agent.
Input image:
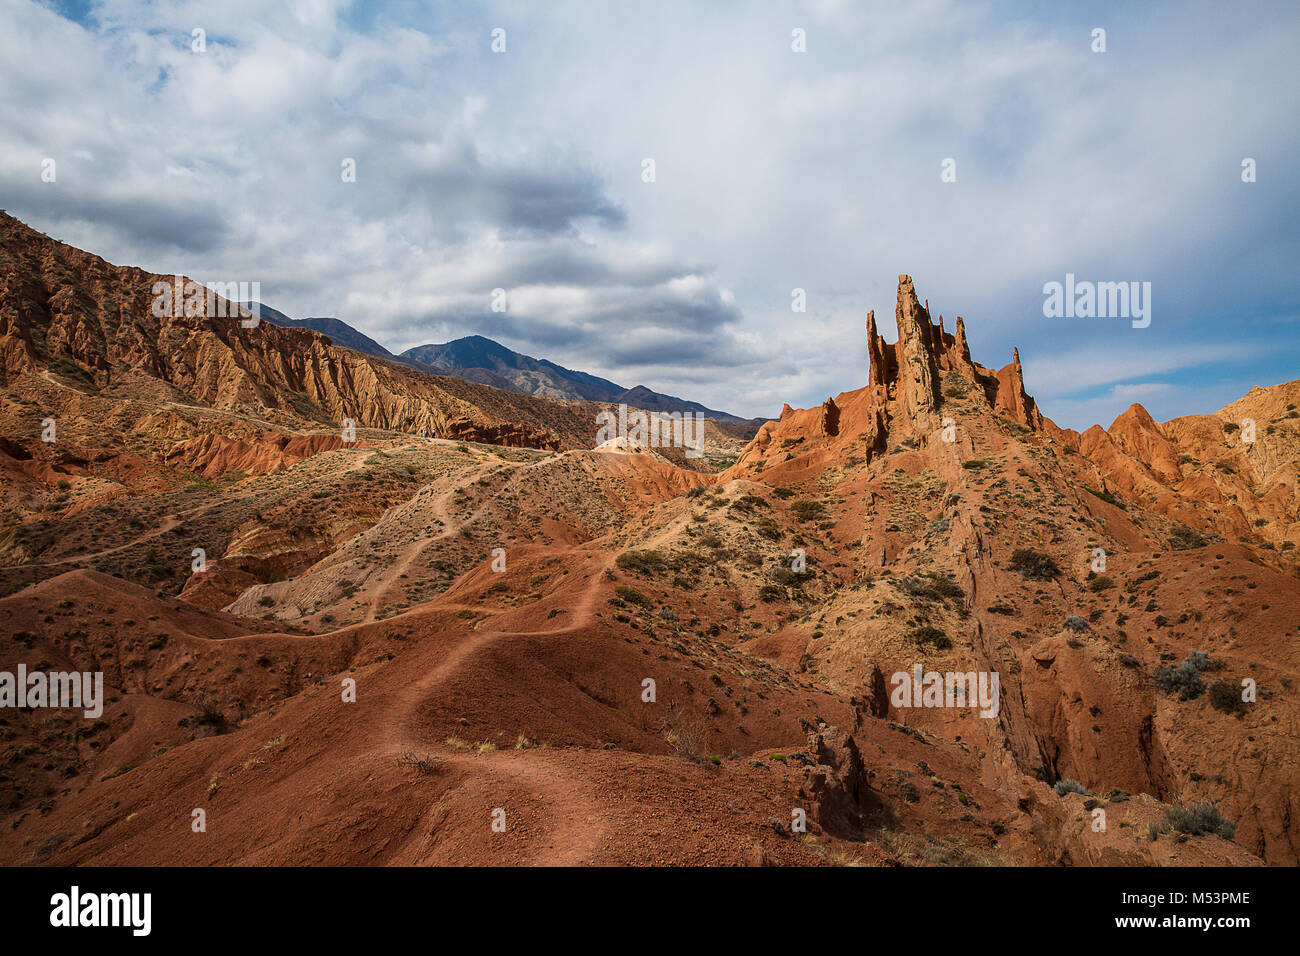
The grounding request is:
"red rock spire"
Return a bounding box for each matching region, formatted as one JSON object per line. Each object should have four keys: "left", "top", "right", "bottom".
{"left": 894, "top": 275, "right": 940, "bottom": 429}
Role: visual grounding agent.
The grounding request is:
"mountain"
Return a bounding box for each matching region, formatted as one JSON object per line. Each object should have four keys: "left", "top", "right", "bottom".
{"left": 255, "top": 309, "right": 758, "bottom": 425}
{"left": 403, "top": 334, "right": 622, "bottom": 400}
{"left": 403, "top": 335, "right": 754, "bottom": 424}
{"left": 0, "top": 211, "right": 615, "bottom": 452}
{"left": 253, "top": 309, "right": 403, "bottom": 364}
{"left": 1, "top": 228, "right": 1295, "bottom": 868}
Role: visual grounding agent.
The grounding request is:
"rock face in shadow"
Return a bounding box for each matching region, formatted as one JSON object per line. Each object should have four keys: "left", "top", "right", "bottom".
{"left": 801, "top": 727, "right": 875, "bottom": 837}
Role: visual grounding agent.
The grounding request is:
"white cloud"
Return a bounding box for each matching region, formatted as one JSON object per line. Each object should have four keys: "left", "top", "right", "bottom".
{"left": 1021, "top": 342, "right": 1271, "bottom": 399}
{"left": 2, "top": 0, "right": 1296, "bottom": 420}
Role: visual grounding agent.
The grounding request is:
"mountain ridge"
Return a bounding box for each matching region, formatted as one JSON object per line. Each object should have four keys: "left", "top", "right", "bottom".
{"left": 255, "top": 310, "right": 757, "bottom": 424}
{"left": 397, "top": 333, "right": 756, "bottom": 424}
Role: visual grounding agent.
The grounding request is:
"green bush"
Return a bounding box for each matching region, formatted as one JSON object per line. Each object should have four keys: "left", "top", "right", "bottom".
{"left": 1209, "top": 678, "right": 1246, "bottom": 715}
{"left": 1009, "top": 548, "right": 1061, "bottom": 581}
{"left": 1164, "top": 800, "right": 1236, "bottom": 839}
{"left": 909, "top": 625, "right": 951, "bottom": 650}
{"left": 897, "top": 573, "right": 964, "bottom": 603}
{"left": 1169, "top": 525, "right": 1209, "bottom": 551}
{"left": 790, "top": 500, "right": 828, "bottom": 522}
{"left": 729, "top": 494, "right": 770, "bottom": 514}
{"left": 771, "top": 567, "right": 807, "bottom": 586}
{"left": 614, "top": 585, "right": 652, "bottom": 608}
{"left": 1054, "top": 779, "right": 1094, "bottom": 797}
{"left": 1153, "top": 651, "right": 1214, "bottom": 700}
{"left": 1084, "top": 486, "right": 1126, "bottom": 509}
{"left": 615, "top": 550, "right": 668, "bottom": 574}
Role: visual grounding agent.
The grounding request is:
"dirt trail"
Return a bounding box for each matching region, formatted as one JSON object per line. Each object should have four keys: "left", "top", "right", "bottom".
{"left": 9, "top": 500, "right": 222, "bottom": 569}
{"left": 361, "top": 534, "right": 436, "bottom": 624}
{"left": 9, "top": 445, "right": 377, "bottom": 572}
{"left": 371, "top": 553, "right": 614, "bottom": 864}
{"left": 359, "top": 457, "right": 522, "bottom": 623}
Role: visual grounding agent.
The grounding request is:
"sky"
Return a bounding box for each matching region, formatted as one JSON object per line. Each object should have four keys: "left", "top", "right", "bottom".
{"left": 2, "top": 0, "right": 1297, "bottom": 428}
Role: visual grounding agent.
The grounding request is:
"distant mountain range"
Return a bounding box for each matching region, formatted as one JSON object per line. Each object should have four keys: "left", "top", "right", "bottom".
{"left": 249, "top": 306, "right": 407, "bottom": 364}
{"left": 256, "top": 310, "right": 755, "bottom": 424}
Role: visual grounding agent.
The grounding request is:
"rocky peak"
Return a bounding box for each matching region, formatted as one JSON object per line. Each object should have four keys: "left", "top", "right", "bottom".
{"left": 893, "top": 274, "right": 942, "bottom": 430}
{"left": 863, "top": 274, "right": 1043, "bottom": 451}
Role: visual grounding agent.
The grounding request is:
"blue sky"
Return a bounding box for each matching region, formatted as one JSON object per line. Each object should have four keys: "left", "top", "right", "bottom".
{"left": 3, "top": 0, "right": 1297, "bottom": 427}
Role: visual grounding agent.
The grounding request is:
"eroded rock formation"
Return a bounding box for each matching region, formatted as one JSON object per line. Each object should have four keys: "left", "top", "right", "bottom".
{"left": 861, "top": 274, "right": 1043, "bottom": 454}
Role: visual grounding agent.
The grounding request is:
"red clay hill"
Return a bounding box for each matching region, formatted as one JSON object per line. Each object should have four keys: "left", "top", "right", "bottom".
{"left": 0, "top": 232, "right": 1295, "bottom": 866}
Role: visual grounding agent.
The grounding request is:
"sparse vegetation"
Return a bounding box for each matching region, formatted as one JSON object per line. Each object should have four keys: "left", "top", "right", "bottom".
{"left": 909, "top": 625, "right": 952, "bottom": 650}
{"left": 896, "top": 572, "right": 964, "bottom": 604}
{"left": 1160, "top": 800, "right": 1236, "bottom": 839}
{"left": 615, "top": 550, "right": 668, "bottom": 574}
{"left": 614, "top": 585, "right": 652, "bottom": 608}
{"left": 1083, "top": 486, "right": 1126, "bottom": 509}
{"left": 396, "top": 751, "right": 442, "bottom": 774}
{"left": 789, "top": 499, "right": 828, "bottom": 522}
{"left": 1153, "top": 651, "right": 1216, "bottom": 700}
{"left": 1209, "top": 679, "right": 1247, "bottom": 716}
{"left": 1009, "top": 548, "right": 1061, "bottom": 581}
{"left": 1054, "top": 779, "right": 1094, "bottom": 797}
{"left": 5, "top": 216, "right": 1291, "bottom": 870}
{"left": 661, "top": 711, "right": 710, "bottom": 763}
{"left": 1169, "top": 525, "right": 1210, "bottom": 550}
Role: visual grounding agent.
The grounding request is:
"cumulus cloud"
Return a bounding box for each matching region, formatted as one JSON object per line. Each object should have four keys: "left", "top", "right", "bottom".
{"left": 2, "top": 0, "right": 1296, "bottom": 423}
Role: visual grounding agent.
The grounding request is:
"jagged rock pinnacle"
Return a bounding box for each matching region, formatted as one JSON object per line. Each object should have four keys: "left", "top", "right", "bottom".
{"left": 866, "top": 309, "right": 888, "bottom": 388}
{"left": 820, "top": 397, "right": 840, "bottom": 436}
{"left": 894, "top": 274, "right": 940, "bottom": 428}
{"left": 860, "top": 274, "right": 1045, "bottom": 448}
